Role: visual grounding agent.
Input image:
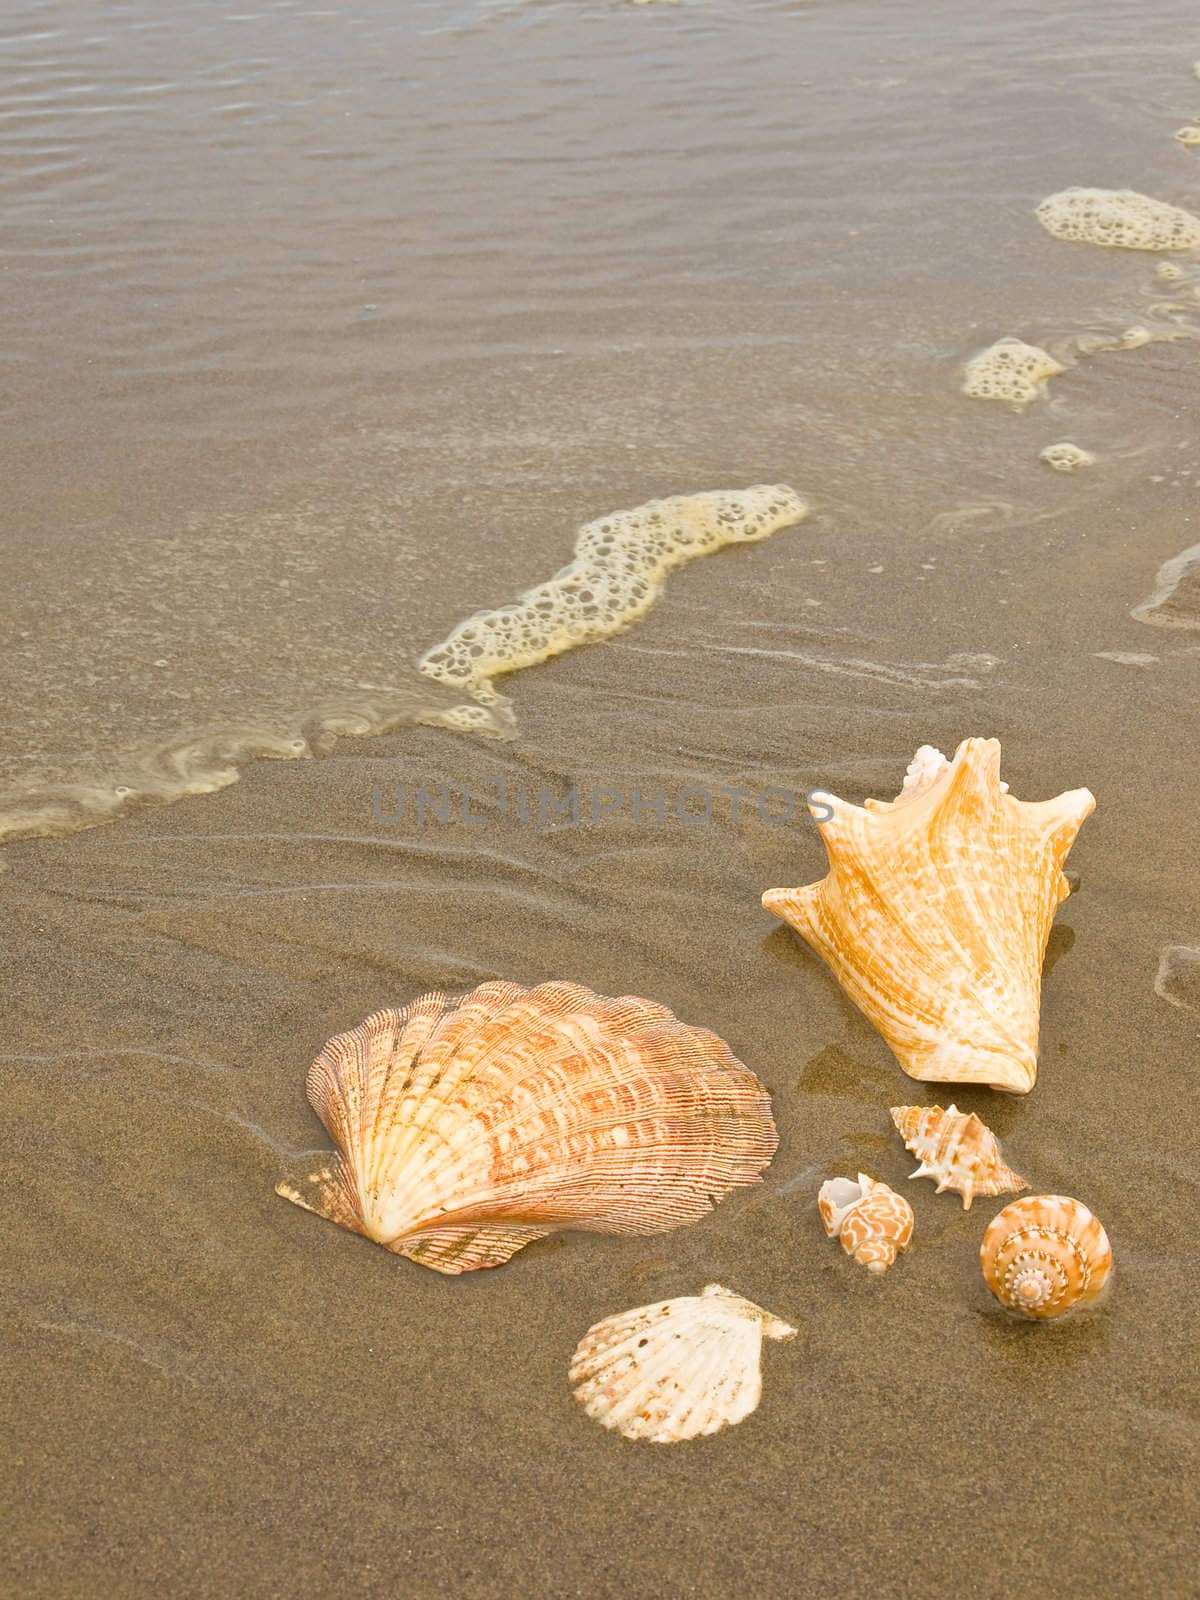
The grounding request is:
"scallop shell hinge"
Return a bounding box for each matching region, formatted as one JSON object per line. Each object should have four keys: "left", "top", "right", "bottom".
{"left": 763, "top": 738, "right": 1095, "bottom": 1094}
{"left": 569, "top": 1284, "right": 796, "bottom": 1443}
{"left": 275, "top": 979, "right": 778, "bottom": 1273}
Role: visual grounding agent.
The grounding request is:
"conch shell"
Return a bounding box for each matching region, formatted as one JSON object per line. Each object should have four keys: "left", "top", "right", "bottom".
{"left": 276, "top": 980, "right": 777, "bottom": 1273}
{"left": 569, "top": 1284, "right": 796, "bottom": 1443}
{"left": 980, "top": 1195, "right": 1112, "bottom": 1319}
{"left": 891, "top": 1103, "right": 1027, "bottom": 1210}
{"left": 817, "top": 1173, "right": 914, "bottom": 1273}
{"left": 762, "top": 738, "right": 1095, "bottom": 1093}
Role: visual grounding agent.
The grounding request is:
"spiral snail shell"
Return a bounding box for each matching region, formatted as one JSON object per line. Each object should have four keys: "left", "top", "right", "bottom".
{"left": 818, "top": 1173, "right": 914, "bottom": 1274}
{"left": 980, "top": 1195, "right": 1113, "bottom": 1319}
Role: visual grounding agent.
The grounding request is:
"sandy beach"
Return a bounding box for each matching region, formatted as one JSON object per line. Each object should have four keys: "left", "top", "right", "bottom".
{"left": 3, "top": 2, "right": 1199, "bottom": 1596}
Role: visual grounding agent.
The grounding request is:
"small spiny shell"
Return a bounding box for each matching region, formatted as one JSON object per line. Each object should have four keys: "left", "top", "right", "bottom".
{"left": 276, "top": 980, "right": 777, "bottom": 1273}
{"left": 891, "top": 1103, "right": 1027, "bottom": 1210}
{"left": 569, "top": 1284, "right": 796, "bottom": 1443}
{"left": 818, "top": 1173, "right": 914, "bottom": 1274}
{"left": 763, "top": 738, "right": 1095, "bottom": 1093}
{"left": 980, "top": 1195, "right": 1113, "bottom": 1319}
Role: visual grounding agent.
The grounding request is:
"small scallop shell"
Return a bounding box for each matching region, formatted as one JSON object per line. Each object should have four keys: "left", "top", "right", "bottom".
{"left": 980, "top": 1195, "right": 1113, "bottom": 1319}
{"left": 276, "top": 980, "right": 777, "bottom": 1273}
{"left": 569, "top": 1284, "right": 796, "bottom": 1444}
{"left": 818, "top": 1172, "right": 914, "bottom": 1274}
{"left": 891, "top": 1103, "right": 1027, "bottom": 1210}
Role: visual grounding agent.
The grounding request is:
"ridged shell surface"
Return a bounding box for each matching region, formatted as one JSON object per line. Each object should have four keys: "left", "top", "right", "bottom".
{"left": 818, "top": 1173, "right": 914, "bottom": 1273}
{"left": 569, "top": 1284, "right": 796, "bottom": 1443}
{"left": 891, "top": 1103, "right": 1027, "bottom": 1210}
{"left": 980, "top": 1195, "right": 1113, "bottom": 1319}
{"left": 763, "top": 738, "right": 1095, "bottom": 1093}
{"left": 276, "top": 980, "right": 778, "bottom": 1273}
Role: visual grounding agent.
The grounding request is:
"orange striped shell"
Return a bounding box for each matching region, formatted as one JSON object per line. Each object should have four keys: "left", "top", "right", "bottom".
{"left": 763, "top": 738, "right": 1095, "bottom": 1093}
{"left": 980, "top": 1195, "right": 1113, "bottom": 1318}
{"left": 891, "top": 1103, "right": 1027, "bottom": 1210}
{"left": 818, "top": 1173, "right": 914, "bottom": 1274}
{"left": 276, "top": 979, "right": 777, "bottom": 1273}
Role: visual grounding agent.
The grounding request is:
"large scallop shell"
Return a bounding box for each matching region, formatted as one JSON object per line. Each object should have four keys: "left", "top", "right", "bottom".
{"left": 980, "top": 1195, "right": 1113, "bottom": 1319}
{"left": 275, "top": 980, "right": 778, "bottom": 1273}
{"left": 762, "top": 738, "right": 1095, "bottom": 1093}
{"left": 891, "top": 1103, "right": 1027, "bottom": 1210}
{"left": 569, "top": 1284, "right": 796, "bottom": 1443}
{"left": 817, "top": 1172, "right": 914, "bottom": 1273}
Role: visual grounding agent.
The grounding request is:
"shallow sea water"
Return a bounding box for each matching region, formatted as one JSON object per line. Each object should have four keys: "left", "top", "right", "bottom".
{"left": 2, "top": 1, "right": 1198, "bottom": 1596}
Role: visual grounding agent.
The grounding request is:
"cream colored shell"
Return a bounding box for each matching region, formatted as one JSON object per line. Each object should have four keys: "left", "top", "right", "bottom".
{"left": 276, "top": 980, "right": 777, "bottom": 1273}
{"left": 891, "top": 1103, "right": 1027, "bottom": 1210}
{"left": 763, "top": 738, "right": 1095, "bottom": 1093}
{"left": 569, "top": 1284, "right": 796, "bottom": 1443}
{"left": 818, "top": 1173, "right": 914, "bottom": 1273}
{"left": 980, "top": 1195, "right": 1113, "bottom": 1319}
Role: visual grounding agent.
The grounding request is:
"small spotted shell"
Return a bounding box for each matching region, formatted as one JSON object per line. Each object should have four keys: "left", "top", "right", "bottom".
{"left": 980, "top": 1195, "right": 1112, "bottom": 1319}
{"left": 818, "top": 1172, "right": 914, "bottom": 1274}
{"left": 569, "top": 1284, "right": 796, "bottom": 1444}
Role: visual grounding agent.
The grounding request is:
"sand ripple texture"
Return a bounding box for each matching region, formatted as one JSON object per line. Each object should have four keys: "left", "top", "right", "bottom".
{"left": 4, "top": 590, "right": 1198, "bottom": 1594}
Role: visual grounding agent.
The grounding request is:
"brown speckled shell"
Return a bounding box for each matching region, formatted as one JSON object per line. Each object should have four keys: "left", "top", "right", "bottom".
{"left": 570, "top": 1284, "right": 796, "bottom": 1444}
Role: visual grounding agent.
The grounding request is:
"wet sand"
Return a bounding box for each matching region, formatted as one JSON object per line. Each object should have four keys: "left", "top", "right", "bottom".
{"left": 3, "top": 1, "right": 1200, "bottom": 1596}
{"left": 5, "top": 472, "right": 1198, "bottom": 1598}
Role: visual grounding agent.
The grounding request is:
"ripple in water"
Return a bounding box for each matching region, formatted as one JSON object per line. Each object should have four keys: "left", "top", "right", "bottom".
{"left": 1132, "top": 544, "right": 1200, "bottom": 629}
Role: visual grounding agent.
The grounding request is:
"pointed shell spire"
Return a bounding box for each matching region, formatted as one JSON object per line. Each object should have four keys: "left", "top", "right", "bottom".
{"left": 980, "top": 1195, "right": 1112, "bottom": 1319}
{"left": 891, "top": 1103, "right": 1027, "bottom": 1210}
{"left": 276, "top": 980, "right": 778, "bottom": 1273}
{"left": 569, "top": 1284, "right": 796, "bottom": 1443}
{"left": 817, "top": 1172, "right": 914, "bottom": 1273}
{"left": 763, "top": 738, "right": 1095, "bottom": 1094}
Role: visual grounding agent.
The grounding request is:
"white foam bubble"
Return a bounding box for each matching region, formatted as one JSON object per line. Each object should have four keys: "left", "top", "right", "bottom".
{"left": 1174, "top": 126, "right": 1200, "bottom": 147}
{"left": 418, "top": 485, "right": 807, "bottom": 703}
{"left": 961, "top": 338, "right": 1064, "bottom": 408}
{"left": 1036, "top": 188, "right": 1200, "bottom": 251}
{"left": 1039, "top": 442, "right": 1094, "bottom": 472}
